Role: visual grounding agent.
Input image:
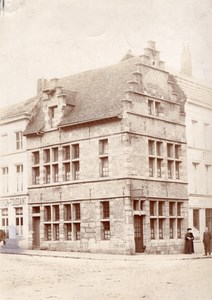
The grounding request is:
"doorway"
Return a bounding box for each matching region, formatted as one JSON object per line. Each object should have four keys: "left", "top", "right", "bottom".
{"left": 32, "top": 217, "right": 40, "bottom": 249}
{"left": 134, "top": 216, "right": 144, "bottom": 253}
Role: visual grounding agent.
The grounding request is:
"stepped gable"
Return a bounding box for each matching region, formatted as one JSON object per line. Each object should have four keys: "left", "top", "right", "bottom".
{"left": 24, "top": 54, "right": 181, "bottom": 135}
{"left": 0, "top": 97, "right": 39, "bottom": 123}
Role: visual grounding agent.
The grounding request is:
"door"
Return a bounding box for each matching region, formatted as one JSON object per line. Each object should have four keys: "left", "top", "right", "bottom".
{"left": 32, "top": 217, "right": 40, "bottom": 249}
{"left": 134, "top": 216, "right": 144, "bottom": 253}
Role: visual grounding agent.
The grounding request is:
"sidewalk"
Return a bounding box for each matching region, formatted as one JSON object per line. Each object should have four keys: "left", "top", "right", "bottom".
{"left": 0, "top": 247, "right": 211, "bottom": 261}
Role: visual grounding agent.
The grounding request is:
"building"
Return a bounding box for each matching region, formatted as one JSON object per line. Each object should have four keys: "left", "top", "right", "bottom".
{"left": 0, "top": 97, "right": 39, "bottom": 248}
{"left": 176, "top": 75, "right": 212, "bottom": 251}
{"left": 23, "top": 41, "right": 188, "bottom": 254}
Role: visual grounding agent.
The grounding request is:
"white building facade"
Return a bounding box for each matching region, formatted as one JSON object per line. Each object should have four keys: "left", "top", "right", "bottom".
{"left": 176, "top": 75, "right": 212, "bottom": 252}
{"left": 0, "top": 98, "right": 38, "bottom": 248}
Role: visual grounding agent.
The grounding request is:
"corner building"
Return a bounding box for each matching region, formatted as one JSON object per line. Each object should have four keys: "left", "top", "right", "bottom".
{"left": 0, "top": 98, "right": 38, "bottom": 248}
{"left": 24, "top": 41, "right": 188, "bottom": 254}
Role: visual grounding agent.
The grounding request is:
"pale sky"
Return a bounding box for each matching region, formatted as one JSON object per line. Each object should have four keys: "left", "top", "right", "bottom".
{"left": 0, "top": 0, "right": 212, "bottom": 108}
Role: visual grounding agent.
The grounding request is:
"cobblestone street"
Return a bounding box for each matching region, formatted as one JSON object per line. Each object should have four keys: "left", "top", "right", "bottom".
{"left": 0, "top": 252, "right": 211, "bottom": 300}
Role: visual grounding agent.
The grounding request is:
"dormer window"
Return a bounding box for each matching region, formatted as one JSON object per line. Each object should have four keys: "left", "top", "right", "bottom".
{"left": 49, "top": 105, "right": 57, "bottom": 127}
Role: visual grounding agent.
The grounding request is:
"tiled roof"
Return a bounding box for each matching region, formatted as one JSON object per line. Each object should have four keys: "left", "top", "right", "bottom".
{"left": 176, "top": 75, "right": 212, "bottom": 107}
{"left": 24, "top": 56, "right": 173, "bottom": 135}
{"left": 0, "top": 97, "right": 39, "bottom": 123}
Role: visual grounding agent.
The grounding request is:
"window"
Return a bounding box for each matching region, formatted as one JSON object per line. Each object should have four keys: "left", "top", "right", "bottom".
{"left": 102, "top": 222, "right": 110, "bottom": 240}
{"left": 72, "top": 161, "right": 79, "bottom": 180}
{"left": 101, "top": 201, "right": 110, "bottom": 240}
{"left": 49, "top": 106, "right": 57, "bottom": 127}
{"left": 73, "top": 203, "right": 80, "bottom": 220}
{"left": 16, "top": 164, "right": 23, "bottom": 192}
{"left": 175, "top": 162, "right": 180, "bottom": 179}
{"left": 148, "top": 99, "right": 161, "bottom": 116}
{"left": 102, "top": 201, "right": 110, "bottom": 219}
{"left": 169, "top": 202, "right": 175, "bottom": 216}
{"left": 177, "top": 219, "right": 182, "bottom": 238}
{"left": 158, "top": 201, "right": 164, "bottom": 216}
{"left": 133, "top": 199, "right": 144, "bottom": 211}
{"left": 44, "top": 205, "right": 60, "bottom": 241}
{"left": 44, "top": 165, "right": 51, "bottom": 183}
{"left": 100, "top": 157, "right": 109, "bottom": 177}
{"left": 72, "top": 144, "right": 79, "bottom": 159}
{"left": 32, "top": 167, "right": 40, "bottom": 185}
{"left": 148, "top": 140, "right": 163, "bottom": 178}
{"left": 148, "top": 100, "right": 154, "bottom": 115}
{"left": 99, "top": 139, "right": 108, "bottom": 155}
{"left": 157, "top": 159, "right": 162, "bottom": 178}
{"left": 63, "top": 163, "right": 70, "bottom": 181}
{"left": 2, "top": 167, "right": 9, "bottom": 193}
{"left": 149, "top": 158, "right": 154, "bottom": 177}
{"left": 148, "top": 140, "right": 154, "bottom": 155}
{"left": 44, "top": 206, "right": 51, "bottom": 221}
{"left": 73, "top": 203, "right": 81, "bottom": 240}
{"left": 159, "top": 219, "right": 164, "bottom": 239}
{"left": 43, "top": 149, "right": 50, "bottom": 163}
{"left": 52, "top": 164, "right": 59, "bottom": 182}
{"left": 52, "top": 148, "right": 58, "bottom": 162}
{"left": 99, "top": 140, "right": 109, "bottom": 177}
{"left": 63, "top": 145, "right": 70, "bottom": 160}
{"left": 64, "top": 203, "right": 81, "bottom": 241}
{"left": 15, "top": 131, "right": 23, "bottom": 150}
{"left": 193, "top": 209, "right": 199, "bottom": 230}
{"left": 177, "top": 202, "right": 182, "bottom": 216}
{"left": 169, "top": 219, "right": 175, "bottom": 239}
{"left": 175, "top": 145, "right": 181, "bottom": 159}
{"left": 150, "top": 201, "right": 156, "bottom": 216}
{"left": 64, "top": 204, "right": 72, "bottom": 221}
{"left": 167, "top": 161, "right": 173, "bottom": 179}
{"left": 167, "top": 143, "right": 173, "bottom": 158}
{"left": 1, "top": 208, "right": 8, "bottom": 230}
{"left": 71, "top": 144, "right": 80, "bottom": 180}
{"left": 150, "top": 219, "right": 156, "bottom": 239}
{"left": 33, "top": 151, "right": 40, "bottom": 165}
{"left": 15, "top": 207, "right": 23, "bottom": 235}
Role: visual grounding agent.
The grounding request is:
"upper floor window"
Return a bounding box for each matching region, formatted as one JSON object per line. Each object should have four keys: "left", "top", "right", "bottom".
{"left": 148, "top": 99, "right": 161, "bottom": 116}
{"left": 16, "top": 164, "right": 23, "bottom": 192}
{"left": 99, "top": 139, "right": 108, "bottom": 155}
{"left": 15, "top": 131, "right": 23, "bottom": 150}
{"left": 49, "top": 105, "right": 57, "bottom": 127}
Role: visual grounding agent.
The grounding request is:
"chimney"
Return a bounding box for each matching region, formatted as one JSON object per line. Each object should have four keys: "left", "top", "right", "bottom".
{"left": 37, "top": 78, "right": 47, "bottom": 95}
{"left": 181, "top": 44, "right": 192, "bottom": 77}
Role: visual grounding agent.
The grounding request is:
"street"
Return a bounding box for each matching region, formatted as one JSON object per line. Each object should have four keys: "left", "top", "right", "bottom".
{"left": 0, "top": 253, "right": 211, "bottom": 300}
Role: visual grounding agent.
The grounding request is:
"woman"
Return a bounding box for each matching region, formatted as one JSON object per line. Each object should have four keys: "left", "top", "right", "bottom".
{"left": 184, "top": 228, "right": 194, "bottom": 254}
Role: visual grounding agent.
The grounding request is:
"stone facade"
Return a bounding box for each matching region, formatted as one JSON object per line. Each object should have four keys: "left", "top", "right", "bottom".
{"left": 25, "top": 42, "right": 189, "bottom": 254}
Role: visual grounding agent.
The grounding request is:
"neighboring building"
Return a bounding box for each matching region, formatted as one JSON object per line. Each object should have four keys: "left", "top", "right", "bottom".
{"left": 0, "top": 97, "right": 39, "bottom": 248}
{"left": 176, "top": 74, "right": 212, "bottom": 251}
{"left": 24, "top": 41, "right": 188, "bottom": 254}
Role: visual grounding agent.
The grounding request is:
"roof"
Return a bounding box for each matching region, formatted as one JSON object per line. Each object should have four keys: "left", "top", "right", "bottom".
{"left": 176, "top": 74, "right": 212, "bottom": 108}
{"left": 24, "top": 55, "right": 177, "bottom": 135}
{"left": 0, "top": 97, "right": 39, "bottom": 123}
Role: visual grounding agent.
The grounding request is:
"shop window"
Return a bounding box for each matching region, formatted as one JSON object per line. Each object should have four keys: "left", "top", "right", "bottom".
{"left": 1, "top": 208, "right": 8, "bottom": 230}
{"left": 150, "top": 219, "right": 156, "bottom": 239}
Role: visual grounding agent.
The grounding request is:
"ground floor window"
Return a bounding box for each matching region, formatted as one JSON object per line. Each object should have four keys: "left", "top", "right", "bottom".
{"left": 1, "top": 208, "right": 8, "bottom": 231}
{"left": 149, "top": 200, "right": 184, "bottom": 240}
{"left": 15, "top": 207, "right": 23, "bottom": 235}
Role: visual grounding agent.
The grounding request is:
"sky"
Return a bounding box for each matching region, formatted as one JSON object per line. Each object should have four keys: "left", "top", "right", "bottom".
{"left": 0, "top": 0, "right": 212, "bottom": 108}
